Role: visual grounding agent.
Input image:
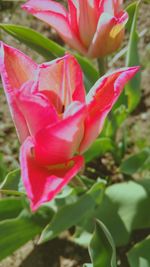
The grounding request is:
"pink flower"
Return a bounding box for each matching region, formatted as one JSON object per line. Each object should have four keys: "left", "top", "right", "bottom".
{"left": 22, "top": 0, "right": 128, "bottom": 58}
{"left": 0, "top": 42, "right": 139, "bottom": 210}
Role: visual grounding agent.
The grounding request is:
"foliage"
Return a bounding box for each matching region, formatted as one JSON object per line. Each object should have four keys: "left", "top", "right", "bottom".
{"left": 0, "top": 0, "right": 149, "bottom": 266}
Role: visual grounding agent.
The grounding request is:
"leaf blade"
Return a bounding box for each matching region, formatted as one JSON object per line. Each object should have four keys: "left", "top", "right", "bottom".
{"left": 0, "top": 23, "right": 64, "bottom": 59}
{"left": 0, "top": 208, "right": 54, "bottom": 261}
{"left": 84, "top": 138, "right": 115, "bottom": 163}
{"left": 125, "top": 1, "right": 141, "bottom": 111}
{"left": 0, "top": 198, "right": 23, "bottom": 221}
{"left": 127, "top": 236, "right": 150, "bottom": 267}
{"left": 40, "top": 182, "right": 105, "bottom": 243}
{"left": 89, "top": 219, "right": 117, "bottom": 267}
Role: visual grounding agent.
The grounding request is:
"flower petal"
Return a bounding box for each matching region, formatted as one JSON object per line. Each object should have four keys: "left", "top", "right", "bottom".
{"left": 20, "top": 137, "right": 84, "bottom": 211}
{"left": 68, "top": 0, "right": 81, "bottom": 41}
{"left": 39, "top": 54, "right": 86, "bottom": 112}
{"left": 5, "top": 92, "right": 30, "bottom": 143}
{"left": 0, "top": 42, "right": 37, "bottom": 142}
{"left": 34, "top": 104, "right": 86, "bottom": 165}
{"left": 0, "top": 42, "right": 37, "bottom": 91}
{"left": 98, "top": 0, "right": 123, "bottom": 16}
{"left": 77, "top": 0, "right": 99, "bottom": 47}
{"left": 87, "top": 11, "right": 128, "bottom": 58}
{"left": 63, "top": 101, "right": 84, "bottom": 118}
{"left": 79, "top": 67, "right": 140, "bottom": 153}
{"left": 22, "top": 0, "right": 86, "bottom": 54}
{"left": 15, "top": 81, "right": 59, "bottom": 137}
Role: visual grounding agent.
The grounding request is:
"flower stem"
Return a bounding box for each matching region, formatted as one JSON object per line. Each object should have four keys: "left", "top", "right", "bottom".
{"left": 70, "top": 176, "right": 87, "bottom": 190}
{"left": 97, "top": 57, "right": 107, "bottom": 76}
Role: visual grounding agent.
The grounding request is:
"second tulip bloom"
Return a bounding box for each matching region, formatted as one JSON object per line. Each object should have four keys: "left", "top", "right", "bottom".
{"left": 22, "top": 0, "right": 128, "bottom": 58}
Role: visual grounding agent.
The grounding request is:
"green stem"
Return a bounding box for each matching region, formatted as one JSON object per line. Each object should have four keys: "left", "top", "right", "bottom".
{"left": 70, "top": 176, "right": 87, "bottom": 190}
{"left": 97, "top": 57, "right": 107, "bottom": 76}
{"left": 0, "top": 189, "right": 25, "bottom": 196}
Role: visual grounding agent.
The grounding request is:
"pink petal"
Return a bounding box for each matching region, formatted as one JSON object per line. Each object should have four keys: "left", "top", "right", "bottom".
{"left": 5, "top": 92, "right": 30, "bottom": 143}
{"left": 22, "top": 0, "right": 86, "bottom": 55}
{"left": 68, "top": 0, "right": 80, "bottom": 40}
{"left": 94, "top": 0, "right": 102, "bottom": 9}
{"left": 77, "top": 0, "right": 99, "bottom": 47}
{"left": 0, "top": 42, "right": 37, "bottom": 91}
{"left": 79, "top": 67, "right": 140, "bottom": 153}
{"left": 38, "top": 54, "right": 86, "bottom": 112}
{"left": 87, "top": 11, "right": 128, "bottom": 58}
{"left": 20, "top": 137, "right": 84, "bottom": 211}
{"left": 15, "top": 81, "right": 59, "bottom": 137}
{"left": 98, "top": 0, "right": 123, "bottom": 16}
{"left": 34, "top": 104, "right": 86, "bottom": 165}
{"left": 98, "top": 0, "right": 115, "bottom": 16}
{"left": 0, "top": 42, "right": 37, "bottom": 142}
{"left": 63, "top": 101, "right": 84, "bottom": 118}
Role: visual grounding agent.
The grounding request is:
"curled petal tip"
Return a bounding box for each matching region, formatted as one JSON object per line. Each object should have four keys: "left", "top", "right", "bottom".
{"left": 127, "top": 65, "right": 141, "bottom": 76}
{"left": 129, "top": 65, "right": 140, "bottom": 70}
{"left": 132, "top": 65, "right": 140, "bottom": 71}
{"left": 21, "top": 4, "right": 37, "bottom": 14}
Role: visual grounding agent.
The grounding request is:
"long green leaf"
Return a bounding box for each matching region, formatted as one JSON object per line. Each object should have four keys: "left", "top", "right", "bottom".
{"left": 75, "top": 53, "right": 99, "bottom": 86}
{"left": 39, "top": 181, "right": 105, "bottom": 243}
{"left": 125, "top": 1, "right": 141, "bottom": 111}
{"left": 0, "top": 197, "right": 23, "bottom": 221}
{"left": 0, "top": 207, "right": 54, "bottom": 261}
{"left": 127, "top": 236, "right": 150, "bottom": 267}
{"left": 126, "top": 1, "right": 138, "bottom": 32}
{"left": 89, "top": 220, "right": 117, "bottom": 267}
{"left": 0, "top": 168, "right": 20, "bottom": 190}
{"left": 0, "top": 23, "right": 64, "bottom": 59}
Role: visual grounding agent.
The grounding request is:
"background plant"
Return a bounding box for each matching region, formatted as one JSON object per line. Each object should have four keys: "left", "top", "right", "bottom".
{"left": 0, "top": 1, "right": 150, "bottom": 267}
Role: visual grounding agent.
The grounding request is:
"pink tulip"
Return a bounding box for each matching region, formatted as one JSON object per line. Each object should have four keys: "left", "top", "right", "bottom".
{"left": 22, "top": 0, "right": 128, "bottom": 58}
{"left": 0, "top": 42, "right": 139, "bottom": 210}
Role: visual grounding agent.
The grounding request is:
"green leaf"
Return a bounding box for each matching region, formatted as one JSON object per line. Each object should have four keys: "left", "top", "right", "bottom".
{"left": 55, "top": 185, "right": 74, "bottom": 199}
{"left": 89, "top": 219, "right": 117, "bottom": 267}
{"left": 0, "top": 207, "right": 54, "bottom": 261}
{"left": 0, "top": 168, "right": 20, "bottom": 191}
{"left": 0, "top": 154, "right": 7, "bottom": 183}
{"left": 75, "top": 53, "right": 99, "bottom": 87}
{"left": 101, "top": 105, "right": 128, "bottom": 140}
{"left": 0, "top": 197, "right": 23, "bottom": 221}
{"left": 113, "top": 105, "right": 128, "bottom": 128}
{"left": 137, "top": 179, "right": 150, "bottom": 194}
{"left": 84, "top": 138, "right": 115, "bottom": 163}
{"left": 127, "top": 236, "right": 150, "bottom": 267}
{"left": 126, "top": 1, "right": 138, "bottom": 32}
{"left": 40, "top": 181, "right": 105, "bottom": 243}
{"left": 0, "top": 24, "right": 98, "bottom": 86}
{"left": 125, "top": 1, "right": 141, "bottom": 111}
{"left": 95, "top": 181, "right": 150, "bottom": 246}
{"left": 83, "top": 264, "right": 93, "bottom": 267}
{"left": 120, "top": 148, "right": 150, "bottom": 175}
{"left": 0, "top": 23, "right": 64, "bottom": 59}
